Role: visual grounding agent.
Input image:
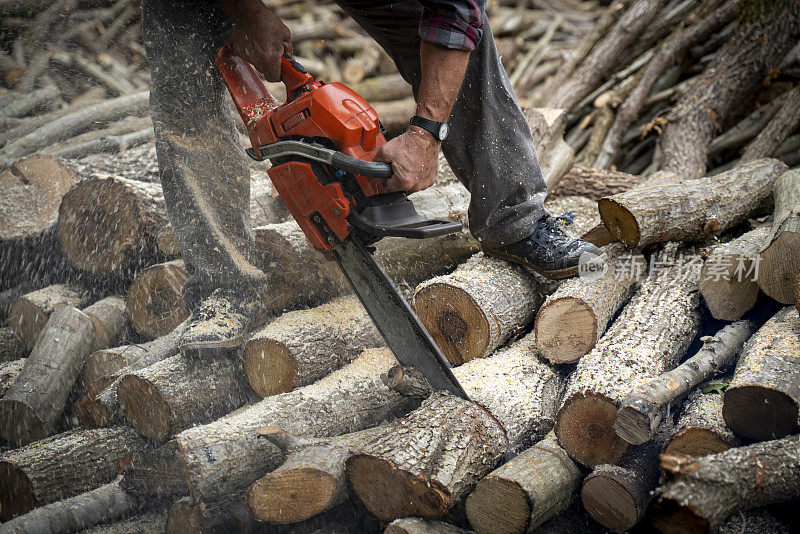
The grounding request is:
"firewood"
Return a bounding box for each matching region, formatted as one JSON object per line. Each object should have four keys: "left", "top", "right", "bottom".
{"left": 598, "top": 158, "right": 786, "bottom": 247}
{"left": 555, "top": 245, "right": 701, "bottom": 467}
{"left": 126, "top": 259, "right": 188, "bottom": 339}
{"left": 648, "top": 434, "right": 800, "bottom": 532}
{"left": 465, "top": 432, "right": 581, "bottom": 534}
{"left": 543, "top": 195, "right": 604, "bottom": 239}
{"left": 723, "top": 306, "right": 800, "bottom": 441}
{"left": 0, "top": 296, "right": 126, "bottom": 446}
{"left": 414, "top": 253, "right": 542, "bottom": 365}
{"left": 716, "top": 509, "right": 792, "bottom": 534}
{"left": 0, "top": 426, "right": 152, "bottom": 520}
{"left": 658, "top": 3, "right": 800, "bottom": 179}
{"left": 47, "top": 126, "right": 154, "bottom": 160}
{"left": 385, "top": 518, "right": 473, "bottom": 534}
{"left": 0, "top": 478, "right": 138, "bottom": 534}
{"left": 0, "top": 84, "right": 59, "bottom": 119}
{"left": 57, "top": 173, "right": 169, "bottom": 277}
{"left": 243, "top": 295, "right": 383, "bottom": 397}
{"left": 117, "top": 353, "right": 255, "bottom": 441}
{"left": 699, "top": 225, "right": 770, "bottom": 320}
{"left": 349, "top": 73, "right": 413, "bottom": 102}
{"left": 8, "top": 283, "right": 89, "bottom": 349}
{"left": 346, "top": 391, "right": 508, "bottom": 522}
{"left": 796, "top": 270, "right": 800, "bottom": 315}
{"left": 535, "top": 243, "right": 645, "bottom": 364}
{"left": 373, "top": 97, "right": 416, "bottom": 136}
{"left": 0, "top": 327, "right": 26, "bottom": 362}
{"left": 342, "top": 45, "right": 380, "bottom": 85}
{"left": 82, "top": 511, "right": 167, "bottom": 534}
{"left": 742, "top": 85, "right": 800, "bottom": 162}
{"left": 615, "top": 320, "right": 753, "bottom": 446}
{"left": 246, "top": 425, "right": 387, "bottom": 524}
{"left": 0, "top": 358, "right": 25, "bottom": 398}
{"left": 128, "top": 348, "right": 424, "bottom": 505}
{"left": 581, "top": 424, "right": 669, "bottom": 533}
{"left": 663, "top": 378, "right": 740, "bottom": 457}
{"left": 757, "top": 169, "right": 800, "bottom": 304}
{"left": 525, "top": 108, "right": 574, "bottom": 189}
{"left": 548, "top": 166, "right": 645, "bottom": 200}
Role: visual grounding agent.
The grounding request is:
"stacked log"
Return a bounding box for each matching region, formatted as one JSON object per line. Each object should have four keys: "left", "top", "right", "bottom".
{"left": 126, "top": 259, "right": 189, "bottom": 339}
{"left": 7, "top": 283, "right": 89, "bottom": 349}
{"left": 0, "top": 327, "right": 26, "bottom": 362}
{"left": 0, "top": 358, "right": 25, "bottom": 397}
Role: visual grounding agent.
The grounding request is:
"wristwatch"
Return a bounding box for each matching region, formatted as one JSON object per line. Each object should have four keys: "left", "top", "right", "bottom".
{"left": 409, "top": 115, "right": 449, "bottom": 142}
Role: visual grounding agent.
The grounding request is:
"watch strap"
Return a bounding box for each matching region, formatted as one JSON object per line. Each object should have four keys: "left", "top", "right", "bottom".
{"left": 409, "top": 115, "right": 448, "bottom": 141}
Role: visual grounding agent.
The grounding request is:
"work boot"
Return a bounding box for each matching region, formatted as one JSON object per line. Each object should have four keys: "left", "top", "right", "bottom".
{"left": 178, "top": 287, "right": 266, "bottom": 353}
{"left": 482, "top": 213, "right": 602, "bottom": 279}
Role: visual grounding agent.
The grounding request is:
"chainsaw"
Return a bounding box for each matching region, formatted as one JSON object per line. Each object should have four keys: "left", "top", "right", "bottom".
{"left": 215, "top": 44, "right": 469, "bottom": 399}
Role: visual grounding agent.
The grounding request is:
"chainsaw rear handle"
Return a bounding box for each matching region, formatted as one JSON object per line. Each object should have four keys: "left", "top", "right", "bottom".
{"left": 248, "top": 140, "right": 393, "bottom": 180}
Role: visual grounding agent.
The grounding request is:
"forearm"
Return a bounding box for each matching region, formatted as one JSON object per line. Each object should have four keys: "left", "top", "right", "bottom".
{"left": 414, "top": 41, "right": 470, "bottom": 124}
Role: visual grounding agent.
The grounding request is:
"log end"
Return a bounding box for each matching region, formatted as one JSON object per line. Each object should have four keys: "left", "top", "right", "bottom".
{"left": 757, "top": 232, "right": 800, "bottom": 304}
{"left": 698, "top": 262, "right": 759, "bottom": 321}
{"left": 7, "top": 298, "right": 48, "bottom": 350}
{"left": 127, "top": 261, "right": 189, "bottom": 339}
{"left": 535, "top": 296, "right": 598, "bottom": 364}
{"left": 662, "top": 427, "right": 734, "bottom": 457}
{"left": 0, "top": 398, "right": 47, "bottom": 447}
{"left": 614, "top": 405, "right": 655, "bottom": 446}
{"left": 71, "top": 377, "right": 116, "bottom": 428}
{"left": 82, "top": 351, "right": 132, "bottom": 388}
{"left": 243, "top": 339, "right": 297, "bottom": 397}
{"left": 465, "top": 475, "right": 531, "bottom": 534}
{"left": 246, "top": 467, "right": 339, "bottom": 524}
{"left": 0, "top": 460, "right": 35, "bottom": 520}
{"left": 598, "top": 198, "right": 640, "bottom": 247}
{"left": 555, "top": 392, "right": 630, "bottom": 467}
{"left": 581, "top": 470, "right": 639, "bottom": 533}
{"left": 413, "top": 284, "right": 488, "bottom": 366}
{"left": 722, "top": 385, "right": 799, "bottom": 441}
{"left": 117, "top": 374, "right": 173, "bottom": 440}
{"left": 345, "top": 455, "right": 451, "bottom": 522}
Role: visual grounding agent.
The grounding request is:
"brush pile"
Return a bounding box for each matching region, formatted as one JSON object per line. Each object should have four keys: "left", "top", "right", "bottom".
{"left": 1, "top": 0, "right": 799, "bottom": 533}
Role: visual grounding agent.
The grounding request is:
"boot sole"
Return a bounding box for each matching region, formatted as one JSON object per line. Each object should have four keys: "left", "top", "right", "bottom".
{"left": 482, "top": 247, "right": 579, "bottom": 280}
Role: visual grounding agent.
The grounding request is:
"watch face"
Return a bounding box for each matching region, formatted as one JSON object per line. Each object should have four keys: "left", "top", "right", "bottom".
{"left": 438, "top": 123, "right": 449, "bottom": 140}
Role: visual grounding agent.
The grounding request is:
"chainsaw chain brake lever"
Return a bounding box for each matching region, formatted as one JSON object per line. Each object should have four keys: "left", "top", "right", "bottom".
{"left": 247, "top": 140, "right": 393, "bottom": 179}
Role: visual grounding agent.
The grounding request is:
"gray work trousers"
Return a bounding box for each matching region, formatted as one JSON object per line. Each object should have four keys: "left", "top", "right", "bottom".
{"left": 142, "top": 0, "right": 547, "bottom": 311}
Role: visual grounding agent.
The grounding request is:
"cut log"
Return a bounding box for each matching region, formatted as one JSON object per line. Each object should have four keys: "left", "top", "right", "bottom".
{"left": 723, "top": 306, "right": 800, "bottom": 441}
{"left": 0, "top": 155, "right": 78, "bottom": 242}
{"left": 346, "top": 391, "right": 508, "bottom": 522}
{"left": 126, "top": 259, "right": 189, "bottom": 339}
{"left": 555, "top": 245, "right": 701, "bottom": 467}
{"left": 757, "top": 169, "right": 800, "bottom": 304}
{"left": 0, "top": 478, "right": 138, "bottom": 534}
{"left": 349, "top": 73, "right": 413, "bottom": 102}
{"left": 581, "top": 425, "right": 668, "bottom": 533}
{"left": 246, "top": 425, "right": 387, "bottom": 524}
{"left": 242, "top": 295, "right": 383, "bottom": 397}
{"left": 385, "top": 518, "right": 473, "bottom": 534}
{"left": 465, "top": 432, "right": 581, "bottom": 534}
{"left": 598, "top": 158, "right": 786, "bottom": 247}
{"left": 535, "top": 243, "right": 645, "bottom": 364}
{"left": 647, "top": 434, "right": 800, "bottom": 532}
{"left": 716, "top": 509, "right": 792, "bottom": 534}
{"left": 663, "top": 378, "right": 740, "bottom": 457}
{"left": 525, "top": 108, "right": 574, "bottom": 190}
{"left": 0, "top": 358, "right": 25, "bottom": 398}
{"left": 741, "top": 85, "right": 800, "bottom": 162}
{"left": 82, "top": 295, "right": 129, "bottom": 350}
{"left": 615, "top": 320, "right": 753, "bottom": 446}
{"left": 81, "top": 512, "right": 167, "bottom": 534}
{"left": 56, "top": 173, "right": 169, "bottom": 277}
{"left": 118, "top": 353, "right": 255, "bottom": 441}
{"left": 413, "top": 252, "right": 542, "bottom": 365}
{"left": 543, "top": 195, "right": 603, "bottom": 239}
{"left": 699, "top": 225, "right": 770, "bottom": 320}
{"left": 0, "top": 326, "right": 26, "bottom": 362}
{"left": 8, "top": 283, "right": 89, "bottom": 349}
{"left": 132, "top": 348, "right": 424, "bottom": 504}
{"left": 373, "top": 97, "right": 416, "bottom": 136}
{"left": 548, "top": 166, "right": 645, "bottom": 201}
{"left": 0, "top": 426, "right": 152, "bottom": 520}
{"left": 658, "top": 2, "right": 800, "bottom": 179}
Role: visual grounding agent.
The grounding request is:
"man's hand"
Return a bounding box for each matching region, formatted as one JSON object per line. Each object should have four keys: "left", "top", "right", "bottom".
{"left": 218, "top": 0, "right": 291, "bottom": 81}
{"left": 376, "top": 126, "right": 440, "bottom": 193}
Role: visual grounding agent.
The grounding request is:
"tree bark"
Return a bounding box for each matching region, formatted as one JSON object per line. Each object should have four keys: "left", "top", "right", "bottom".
{"left": 598, "top": 158, "right": 786, "bottom": 247}
{"left": 548, "top": 166, "right": 645, "bottom": 201}
{"left": 699, "top": 225, "right": 770, "bottom": 320}
{"left": 757, "top": 169, "right": 800, "bottom": 304}
{"left": 117, "top": 353, "right": 256, "bottom": 441}
{"left": 0, "top": 357, "right": 25, "bottom": 398}
{"left": 0, "top": 326, "right": 26, "bottom": 362}
{"left": 0, "top": 478, "right": 139, "bottom": 534}
{"left": 56, "top": 173, "right": 170, "bottom": 277}
{"left": 7, "top": 283, "right": 89, "bottom": 349}
{"left": 385, "top": 518, "right": 473, "bottom": 534}
{"left": 243, "top": 295, "right": 383, "bottom": 397}
{"left": 346, "top": 391, "right": 508, "bottom": 522}
{"left": 126, "top": 259, "right": 189, "bottom": 339}
{"left": 555, "top": 245, "right": 701, "bottom": 467}
{"left": 525, "top": 108, "right": 574, "bottom": 190}
{"left": 465, "top": 432, "right": 581, "bottom": 534}
{"left": 615, "top": 320, "right": 753, "bottom": 445}
{"left": 535, "top": 244, "right": 645, "bottom": 364}
{"left": 658, "top": 2, "right": 800, "bottom": 179}
{"left": 413, "top": 252, "right": 542, "bottom": 365}
{"left": 0, "top": 426, "right": 152, "bottom": 520}
{"left": 663, "top": 378, "right": 740, "bottom": 457}
{"left": 741, "top": 85, "right": 800, "bottom": 162}
{"left": 648, "top": 434, "right": 800, "bottom": 532}
{"left": 723, "top": 306, "right": 800, "bottom": 441}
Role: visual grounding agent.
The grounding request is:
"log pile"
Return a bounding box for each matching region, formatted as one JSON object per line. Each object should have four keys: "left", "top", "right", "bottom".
{"left": 2, "top": 0, "right": 800, "bottom": 533}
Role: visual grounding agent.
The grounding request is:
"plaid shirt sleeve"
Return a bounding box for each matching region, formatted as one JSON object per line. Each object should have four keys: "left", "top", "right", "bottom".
{"left": 418, "top": 0, "right": 486, "bottom": 51}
